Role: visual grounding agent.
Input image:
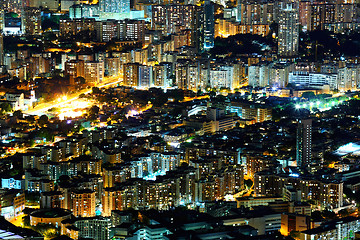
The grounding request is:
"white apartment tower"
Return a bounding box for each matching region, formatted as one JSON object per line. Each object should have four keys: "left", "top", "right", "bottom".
{"left": 278, "top": 2, "right": 299, "bottom": 57}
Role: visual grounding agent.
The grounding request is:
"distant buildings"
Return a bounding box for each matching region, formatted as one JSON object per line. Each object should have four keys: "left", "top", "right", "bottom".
{"left": 2, "top": 1, "right": 360, "bottom": 239}
{"left": 236, "top": 0, "right": 275, "bottom": 25}
{"left": 254, "top": 172, "right": 343, "bottom": 208}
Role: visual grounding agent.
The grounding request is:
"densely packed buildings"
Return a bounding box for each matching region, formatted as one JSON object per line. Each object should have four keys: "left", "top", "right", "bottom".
{"left": 1, "top": 0, "right": 360, "bottom": 239}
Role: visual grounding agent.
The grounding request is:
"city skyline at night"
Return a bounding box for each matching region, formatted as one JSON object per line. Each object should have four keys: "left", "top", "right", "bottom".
{"left": 0, "top": 0, "right": 360, "bottom": 239}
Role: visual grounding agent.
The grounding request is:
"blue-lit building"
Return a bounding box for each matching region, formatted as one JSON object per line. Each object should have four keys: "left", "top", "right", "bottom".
{"left": 1, "top": 178, "right": 24, "bottom": 190}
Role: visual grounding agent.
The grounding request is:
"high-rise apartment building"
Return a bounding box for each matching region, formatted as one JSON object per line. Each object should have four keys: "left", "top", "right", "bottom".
{"left": 95, "top": 20, "right": 118, "bottom": 42}
{"left": 203, "top": 0, "right": 215, "bottom": 50}
{"left": 277, "top": 3, "right": 299, "bottom": 57}
{"left": 71, "top": 189, "right": 96, "bottom": 217}
{"left": 175, "top": 60, "right": 199, "bottom": 92}
{"left": 84, "top": 61, "right": 105, "bottom": 84}
{"left": 195, "top": 1, "right": 215, "bottom": 52}
{"left": 105, "top": 57, "right": 121, "bottom": 77}
{"left": 138, "top": 65, "right": 152, "bottom": 88}
{"left": 65, "top": 60, "right": 85, "bottom": 85}
{"left": 296, "top": 119, "right": 312, "bottom": 168}
{"left": 248, "top": 62, "right": 271, "bottom": 87}
{"left": 151, "top": 5, "right": 196, "bottom": 36}
{"left": 123, "top": 63, "right": 139, "bottom": 87}
{"left": 21, "top": 7, "right": 41, "bottom": 35}
{"left": 210, "top": 65, "right": 234, "bottom": 89}
{"left": 153, "top": 62, "right": 172, "bottom": 88}
{"left": 269, "top": 62, "right": 294, "bottom": 88}
{"left": 337, "top": 65, "right": 360, "bottom": 91}
{"left": 236, "top": 0, "right": 276, "bottom": 25}
{"left": 117, "top": 19, "right": 145, "bottom": 42}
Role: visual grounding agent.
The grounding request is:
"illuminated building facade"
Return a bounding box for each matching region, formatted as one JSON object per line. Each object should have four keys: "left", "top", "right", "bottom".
{"left": 71, "top": 189, "right": 96, "bottom": 217}
{"left": 74, "top": 217, "right": 112, "bottom": 240}
{"left": 254, "top": 172, "right": 343, "bottom": 208}
{"left": 277, "top": 2, "right": 299, "bottom": 57}
{"left": 138, "top": 65, "right": 152, "bottom": 88}
{"left": 84, "top": 61, "right": 105, "bottom": 84}
{"left": 289, "top": 72, "right": 338, "bottom": 90}
{"left": 105, "top": 57, "right": 121, "bottom": 77}
{"left": 210, "top": 65, "right": 234, "bottom": 90}
{"left": 236, "top": 0, "right": 275, "bottom": 25}
{"left": 99, "top": 0, "right": 130, "bottom": 13}
{"left": 65, "top": 60, "right": 85, "bottom": 85}
{"left": 300, "top": 217, "right": 360, "bottom": 240}
{"left": 296, "top": 119, "right": 312, "bottom": 168}
{"left": 95, "top": 20, "right": 117, "bottom": 42}
{"left": 117, "top": 19, "right": 146, "bottom": 42}
{"left": 337, "top": 66, "right": 360, "bottom": 91}
{"left": 153, "top": 62, "right": 172, "bottom": 88}
{"left": 60, "top": 19, "right": 96, "bottom": 36}
{"left": 151, "top": 5, "right": 196, "bottom": 36}
{"left": 248, "top": 62, "right": 271, "bottom": 87}
{"left": 123, "top": 63, "right": 139, "bottom": 87}
{"left": 175, "top": 60, "right": 199, "bottom": 92}
{"left": 228, "top": 102, "right": 272, "bottom": 123}
{"left": 216, "top": 19, "right": 269, "bottom": 38}
{"left": 21, "top": 7, "right": 41, "bottom": 35}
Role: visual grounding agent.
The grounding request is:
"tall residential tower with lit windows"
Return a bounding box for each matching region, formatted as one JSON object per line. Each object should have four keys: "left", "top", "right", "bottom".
{"left": 296, "top": 119, "right": 312, "bottom": 168}
{"left": 278, "top": 2, "right": 299, "bottom": 57}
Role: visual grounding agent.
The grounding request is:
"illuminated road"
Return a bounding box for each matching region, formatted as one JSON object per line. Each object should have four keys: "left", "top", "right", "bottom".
{"left": 233, "top": 175, "right": 254, "bottom": 199}
{"left": 181, "top": 95, "right": 209, "bottom": 102}
{"left": 10, "top": 213, "right": 24, "bottom": 227}
{"left": 24, "top": 76, "right": 122, "bottom": 116}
